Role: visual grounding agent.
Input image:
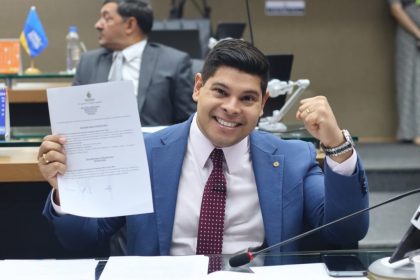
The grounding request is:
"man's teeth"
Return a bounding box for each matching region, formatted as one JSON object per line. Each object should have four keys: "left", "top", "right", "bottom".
{"left": 216, "top": 118, "right": 238, "bottom": 127}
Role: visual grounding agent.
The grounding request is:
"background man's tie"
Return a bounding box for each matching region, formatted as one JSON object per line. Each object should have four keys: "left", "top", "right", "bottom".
{"left": 109, "top": 51, "right": 124, "bottom": 81}
{"left": 196, "top": 148, "right": 227, "bottom": 272}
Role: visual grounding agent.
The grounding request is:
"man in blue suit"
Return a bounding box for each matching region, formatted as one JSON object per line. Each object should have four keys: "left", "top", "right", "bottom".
{"left": 39, "top": 39, "right": 368, "bottom": 261}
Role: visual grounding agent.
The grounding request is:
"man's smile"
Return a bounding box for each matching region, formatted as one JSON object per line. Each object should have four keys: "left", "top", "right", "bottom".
{"left": 215, "top": 117, "right": 241, "bottom": 128}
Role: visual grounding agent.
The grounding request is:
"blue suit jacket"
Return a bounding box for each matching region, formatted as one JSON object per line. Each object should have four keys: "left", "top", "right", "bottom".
{"left": 43, "top": 117, "right": 369, "bottom": 255}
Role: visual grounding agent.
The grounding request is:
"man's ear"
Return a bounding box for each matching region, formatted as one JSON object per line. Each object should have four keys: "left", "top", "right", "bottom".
{"left": 259, "top": 91, "right": 270, "bottom": 117}
{"left": 260, "top": 90, "right": 270, "bottom": 117}
{"left": 125, "top": 17, "right": 138, "bottom": 35}
{"left": 192, "top": 73, "right": 203, "bottom": 102}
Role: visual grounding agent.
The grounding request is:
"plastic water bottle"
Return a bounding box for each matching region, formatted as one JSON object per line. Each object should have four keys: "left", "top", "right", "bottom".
{"left": 66, "top": 26, "right": 81, "bottom": 74}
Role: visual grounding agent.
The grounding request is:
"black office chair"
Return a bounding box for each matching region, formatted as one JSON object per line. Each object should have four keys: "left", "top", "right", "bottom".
{"left": 151, "top": 19, "right": 211, "bottom": 59}
{"left": 214, "top": 22, "right": 246, "bottom": 40}
{"left": 191, "top": 58, "right": 204, "bottom": 75}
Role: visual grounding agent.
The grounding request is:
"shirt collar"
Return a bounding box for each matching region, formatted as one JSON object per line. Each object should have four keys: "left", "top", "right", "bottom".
{"left": 118, "top": 39, "right": 147, "bottom": 62}
{"left": 190, "top": 113, "right": 250, "bottom": 173}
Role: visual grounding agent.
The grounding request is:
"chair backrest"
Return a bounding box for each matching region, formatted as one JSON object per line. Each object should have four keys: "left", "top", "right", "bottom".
{"left": 148, "top": 29, "right": 202, "bottom": 59}
{"left": 152, "top": 19, "right": 211, "bottom": 59}
{"left": 214, "top": 22, "right": 246, "bottom": 40}
{"left": 262, "top": 54, "right": 294, "bottom": 117}
{"left": 191, "top": 59, "right": 204, "bottom": 76}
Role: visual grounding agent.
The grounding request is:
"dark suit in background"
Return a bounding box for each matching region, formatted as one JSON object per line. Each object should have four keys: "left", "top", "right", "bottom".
{"left": 73, "top": 42, "right": 196, "bottom": 126}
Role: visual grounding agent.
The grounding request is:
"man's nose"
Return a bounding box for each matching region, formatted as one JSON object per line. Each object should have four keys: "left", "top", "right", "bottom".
{"left": 94, "top": 19, "right": 102, "bottom": 30}
{"left": 222, "top": 98, "right": 241, "bottom": 114}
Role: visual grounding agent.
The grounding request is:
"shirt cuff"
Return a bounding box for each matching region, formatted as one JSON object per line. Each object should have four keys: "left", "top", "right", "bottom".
{"left": 325, "top": 148, "right": 357, "bottom": 176}
{"left": 51, "top": 190, "right": 67, "bottom": 216}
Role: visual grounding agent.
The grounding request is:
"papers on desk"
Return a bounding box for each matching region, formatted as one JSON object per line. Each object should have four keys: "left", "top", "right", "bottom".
{"left": 47, "top": 81, "right": 153, "bottom": 217}
{"left": 99, "top": 257, "right": 368, "bottom": 280}
{"left": 206, "top": 263, "right": 369, "bottom": 279}
{"left": 99, "top": 255, "right": 209, "bottom": 280}
{"left": 0, "top": 258, "right": 370, "bottom": 280}
{"left": 0, "top": 259, "right": 98, "bottom": 280}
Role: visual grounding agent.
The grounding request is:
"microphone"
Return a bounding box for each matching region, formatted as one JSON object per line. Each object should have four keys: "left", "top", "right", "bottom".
{"left": 229, "top": 187, "right": 420, "bottom": 267}
{"left": 258, "top": 79, "right": 310, "bottom": 133}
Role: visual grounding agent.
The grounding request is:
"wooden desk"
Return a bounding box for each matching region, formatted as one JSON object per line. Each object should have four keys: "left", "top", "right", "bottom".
{"left": 0, "top": 147, "right": 44, "bottom": 182}
{"left": 0, "top": 146, "right": 325, "bottom": 183}
{"left": 8, "top": 82, "right": 71, "bottom": 103}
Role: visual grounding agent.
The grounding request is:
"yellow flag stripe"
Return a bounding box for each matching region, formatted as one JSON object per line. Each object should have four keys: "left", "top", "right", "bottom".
{"left": 19, "top": 32, "right": 30, "bottom": 55}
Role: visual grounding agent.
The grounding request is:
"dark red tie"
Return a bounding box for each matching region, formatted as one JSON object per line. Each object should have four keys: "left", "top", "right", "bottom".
{"left": 197, "top": 148, "right": 227, "bottom": 272}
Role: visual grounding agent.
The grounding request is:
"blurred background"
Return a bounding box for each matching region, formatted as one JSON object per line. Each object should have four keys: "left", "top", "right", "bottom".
{"left": 0, "top": 0, "right": 396, "bottom": 139}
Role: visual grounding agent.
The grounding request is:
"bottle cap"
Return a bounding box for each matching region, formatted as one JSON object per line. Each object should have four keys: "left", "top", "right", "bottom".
{"left": 69, "top": 26, "right": 77, "bottom": 33}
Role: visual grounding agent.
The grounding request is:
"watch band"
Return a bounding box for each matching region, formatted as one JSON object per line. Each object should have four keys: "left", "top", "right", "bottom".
{"left": 321, "top": 129, "right": 354, "bottom": 157}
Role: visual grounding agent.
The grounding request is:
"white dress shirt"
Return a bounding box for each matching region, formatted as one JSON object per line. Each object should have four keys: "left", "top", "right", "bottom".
{"left": 170, "top": 114, "right": 265, "bottom": 255}
{"left": 107, "top": 40, "right": 147, "bottom": 96}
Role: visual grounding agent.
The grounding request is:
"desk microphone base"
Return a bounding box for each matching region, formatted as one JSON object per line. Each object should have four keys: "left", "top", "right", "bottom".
{"left": 258, "top": 122, "right": 287, "bottom": 133}
{"left": 368, "top": 257, "right": 415, "bottom": 279}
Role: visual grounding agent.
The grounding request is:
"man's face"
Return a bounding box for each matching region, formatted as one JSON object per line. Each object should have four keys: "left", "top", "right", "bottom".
{"left": 193, "top": 66, "right": 269, "bottom": 148}
{"left": 94, "top": 2, "right": 128, "bottom": 50}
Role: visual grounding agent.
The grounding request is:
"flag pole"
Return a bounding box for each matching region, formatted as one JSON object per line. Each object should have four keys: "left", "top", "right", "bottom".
{"left": 24, "top": 58, "right": 40, "bottom": 74}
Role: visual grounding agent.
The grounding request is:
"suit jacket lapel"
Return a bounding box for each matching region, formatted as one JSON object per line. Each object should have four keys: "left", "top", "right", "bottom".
{"left": 97, "top": 50, "right": 113, "bottom": 83}
{"left": 151, "top": 118, "right": 192, "bottom": 255}
{"left": 250, "top": 132, "right": 285, "bottom": 250}
{"left": 138, "top": 43, "right": 158, "bottom": 113}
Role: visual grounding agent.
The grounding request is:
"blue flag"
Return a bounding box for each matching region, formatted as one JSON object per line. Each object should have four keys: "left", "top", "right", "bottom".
{"left": 20, "top": 6, "right": 48, "bottom": 58}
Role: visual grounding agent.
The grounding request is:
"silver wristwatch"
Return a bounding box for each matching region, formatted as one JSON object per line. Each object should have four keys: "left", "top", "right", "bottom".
{"left": 321, "top": 129, "right": 354, "bottom": 157}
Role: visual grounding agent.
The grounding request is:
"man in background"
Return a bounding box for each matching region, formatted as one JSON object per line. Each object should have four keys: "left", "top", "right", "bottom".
{"left": 74, "top": 0, "right": 195, "bottom": 126}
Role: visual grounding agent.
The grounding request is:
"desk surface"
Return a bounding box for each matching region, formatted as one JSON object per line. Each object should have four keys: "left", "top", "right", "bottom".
{"left": 92, "top": 249, "right": 395, "bottom": 279}
{"left": 0, "top": 144, "right": 326, "bottom": 183}
{"left": 0, "top": 147, "right": 43, "bottom": 182}
{"left": 8, "top": 82, "right": 72, "bottom": 103}
{"left": 0, "top": 126, "right": 329, "bottom": 183}
{"left": 0, "top": 249, "right": 396, "bottom": 279}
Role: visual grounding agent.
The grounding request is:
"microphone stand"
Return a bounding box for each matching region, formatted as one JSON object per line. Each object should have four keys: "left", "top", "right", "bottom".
{"left": 229, "top": 188, "right": 420, "bottom": 267}
{"left": 258, "top": 79, "right": 310, "bottom": 133}
{"left": 245, "top": 0, "right": 254, "bottom": 45}
{"left": 190, "top": 0, "right": 211, "bottom": 18}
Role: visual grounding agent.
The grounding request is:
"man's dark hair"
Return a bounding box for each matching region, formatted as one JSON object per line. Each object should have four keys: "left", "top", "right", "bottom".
{"left": 201, "top": 39, "right": 270, "bottom": 94}
{"left": 103, "top": 0, "right": 154, "bottom": 34}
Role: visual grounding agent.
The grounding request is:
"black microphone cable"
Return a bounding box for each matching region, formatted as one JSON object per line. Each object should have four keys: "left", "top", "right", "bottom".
{"left": 229, "top": 187, "right": 420, "bottom": 267}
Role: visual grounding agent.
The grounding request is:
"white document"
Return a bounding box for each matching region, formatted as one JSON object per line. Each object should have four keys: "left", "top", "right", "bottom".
{"left": 250, "top": 263, "right": 368, "bottom": 280}
{"left": 99, "top": 255, "right": 209, "bottom": 280}
{"left": 47, "top": 81, "right": 153, "bottom": 217}
{"left": 0, "top": 259, "right": 98, "bottom": 280}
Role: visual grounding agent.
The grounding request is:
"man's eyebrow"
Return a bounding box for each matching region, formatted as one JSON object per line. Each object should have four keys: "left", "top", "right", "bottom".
{"left": 210, "top": 82, "right": 229, "bottom": 89}
{"left": 243, "top": 90, "right": 260, "bottom": 96}
{"left": 211, "top": 82, "right": 261, "bottom": 96}
{"left": 101, "top": 10, "right": 111, "bottom": 16}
